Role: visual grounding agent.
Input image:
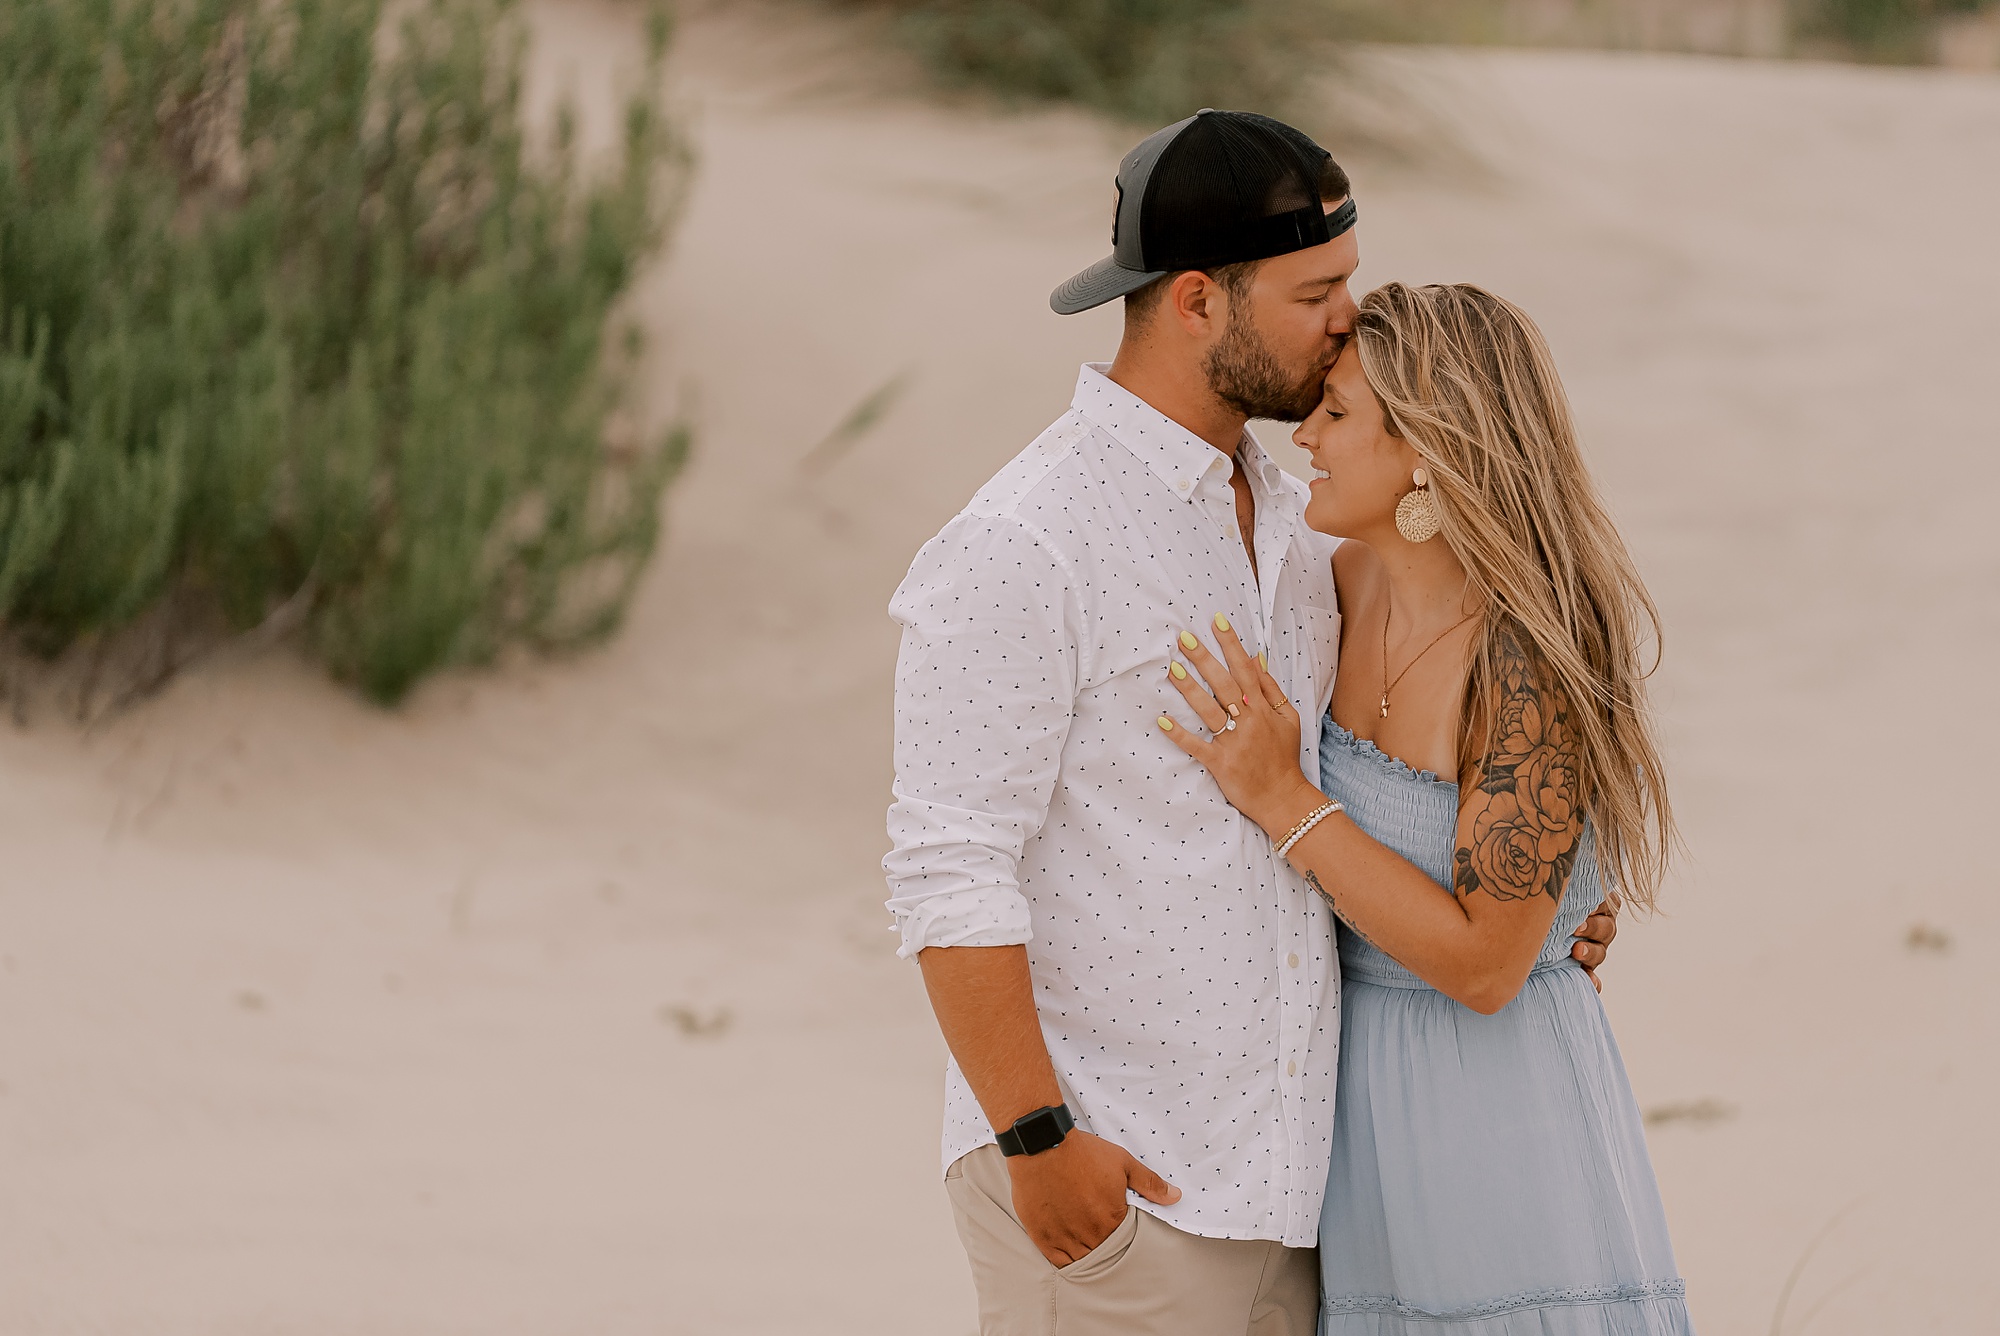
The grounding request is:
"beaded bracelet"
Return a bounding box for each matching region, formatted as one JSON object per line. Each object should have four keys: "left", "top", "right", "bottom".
{"left": 1275, "top": 800, "right": 1343, "bottom": 859}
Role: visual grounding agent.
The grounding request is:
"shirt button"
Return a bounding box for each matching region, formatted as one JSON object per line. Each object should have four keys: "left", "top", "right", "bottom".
{"left": 1286, "top": 1060, "right": 1297, "bottom": 1077}
{"left": 1287, "top": 953, "right": 1300, "bottom": 969}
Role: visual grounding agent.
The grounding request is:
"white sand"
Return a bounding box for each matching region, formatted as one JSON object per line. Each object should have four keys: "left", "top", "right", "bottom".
{"left": 1, "top": 4, "right": 1995, "bottom": 1332}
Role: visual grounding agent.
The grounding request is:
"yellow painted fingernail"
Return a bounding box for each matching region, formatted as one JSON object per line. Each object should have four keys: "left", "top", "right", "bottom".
{"left": 1214, "top": 614, "right": 1231, "bottom": 632}
{"left": 1258, "top": 652, "right": 1268, "bottom": 670}
{"left": 1157, "top": 716, "right": 1175, "bottom": 732}
{"left": 1169, "top": 662, "right": 1187, "bottom": 680}
{"left": 1179, "top": 631, "right": 1198, "bottom": 651}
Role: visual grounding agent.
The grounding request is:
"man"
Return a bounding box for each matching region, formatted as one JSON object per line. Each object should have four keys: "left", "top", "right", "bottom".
{"left": 885, "top": 111, "right": 1613, "bottom": 1336}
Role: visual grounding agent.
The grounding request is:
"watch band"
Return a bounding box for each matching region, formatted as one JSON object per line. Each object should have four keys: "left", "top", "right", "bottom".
{"left": 995, "top": 1103, "right": 1074, "bottom": 1157}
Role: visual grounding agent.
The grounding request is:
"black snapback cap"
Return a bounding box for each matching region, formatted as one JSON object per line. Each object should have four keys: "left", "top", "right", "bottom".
{"left": 1051, "top": 109, "right": 1355, "bottom": 316}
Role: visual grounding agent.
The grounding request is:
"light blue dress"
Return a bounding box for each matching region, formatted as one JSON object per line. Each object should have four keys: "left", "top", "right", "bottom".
{"left": 1316, "top": 719, "right": 1694, "bottom": 1336}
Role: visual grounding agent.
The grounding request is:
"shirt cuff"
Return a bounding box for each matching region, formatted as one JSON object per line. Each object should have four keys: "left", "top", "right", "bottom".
{"left": 889, "top": 886, "right": 1033, "bottom": 960}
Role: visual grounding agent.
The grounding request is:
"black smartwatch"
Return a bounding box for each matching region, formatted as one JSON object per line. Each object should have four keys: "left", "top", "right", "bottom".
{"left": 995, "top": 1103, "right": 1074, "bottom": 1157}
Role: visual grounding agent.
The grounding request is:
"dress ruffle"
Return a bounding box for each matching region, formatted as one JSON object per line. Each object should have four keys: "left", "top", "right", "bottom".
{"left": 1324, "top": 1280, "right": 1693, "bottom": 1335}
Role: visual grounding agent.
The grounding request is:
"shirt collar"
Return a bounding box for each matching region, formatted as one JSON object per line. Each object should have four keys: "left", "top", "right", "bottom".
{"left": 1071, "top": 363, "right": 1235, "bottom": 504}
{"left": 1235, "top": 430, "right": 1294, "bottom": 511}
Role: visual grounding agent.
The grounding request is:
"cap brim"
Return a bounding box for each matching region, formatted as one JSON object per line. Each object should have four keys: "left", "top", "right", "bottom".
{"left": 1050, "top": 254, "right": 1167, "bottom": 315}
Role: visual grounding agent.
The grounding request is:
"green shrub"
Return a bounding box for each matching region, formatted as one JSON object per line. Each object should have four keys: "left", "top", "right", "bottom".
{"left": 846, "top": 0, "right": 2000, "bottom": 120}
{"left": 1794, "top": 0, "right": 1992, "bottom": 60}
{"left": 856, "top": 0, "right": 1363, "bottom": 128}
{"left": 0, "top": 0, "right": 690, "bottom": 706}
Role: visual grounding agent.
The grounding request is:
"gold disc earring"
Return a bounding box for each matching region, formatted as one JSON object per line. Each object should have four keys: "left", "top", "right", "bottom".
{"left": 1394, "top": 467, "right": 1442, "bottom": 543}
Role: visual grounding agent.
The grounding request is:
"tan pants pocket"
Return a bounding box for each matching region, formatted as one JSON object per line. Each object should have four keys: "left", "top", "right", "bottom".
{"left": 1055, "top": 1201, "right": 1141, "bottom": 1282}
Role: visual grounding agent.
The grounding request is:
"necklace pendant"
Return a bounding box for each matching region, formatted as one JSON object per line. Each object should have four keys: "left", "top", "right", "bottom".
{"left": 1379, "top": 698, "right": 1390, "bottom": 718}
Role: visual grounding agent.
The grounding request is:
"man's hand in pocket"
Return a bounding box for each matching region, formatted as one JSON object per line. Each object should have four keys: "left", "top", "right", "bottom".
{"left": 1006, "top": 1130, "right": 1180, "bottom": 1268}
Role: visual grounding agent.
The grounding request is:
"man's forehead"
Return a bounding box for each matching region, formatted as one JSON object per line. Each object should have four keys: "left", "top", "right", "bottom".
{"left": 1281, "top": 236, "right": 1358, "bottom": 286}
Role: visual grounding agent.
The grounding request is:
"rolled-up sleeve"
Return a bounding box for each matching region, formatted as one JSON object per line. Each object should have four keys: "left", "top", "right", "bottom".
{"left": 883, "top": 513, "right": 1081, "bottom": 959}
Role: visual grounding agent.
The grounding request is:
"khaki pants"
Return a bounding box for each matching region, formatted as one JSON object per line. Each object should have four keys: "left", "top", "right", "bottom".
{"left": 945, "top": 1145, "right": 1319, "bottom": 1336}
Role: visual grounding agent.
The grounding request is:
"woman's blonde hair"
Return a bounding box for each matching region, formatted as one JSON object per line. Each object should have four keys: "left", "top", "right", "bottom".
{"left": 1353, "top": 282, "right": 1675, "bottom": 911}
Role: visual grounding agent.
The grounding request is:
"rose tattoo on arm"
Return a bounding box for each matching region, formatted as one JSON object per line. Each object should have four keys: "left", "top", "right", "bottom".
{"left": 1453, "top": 622, "right": 1584, "bottom": 905}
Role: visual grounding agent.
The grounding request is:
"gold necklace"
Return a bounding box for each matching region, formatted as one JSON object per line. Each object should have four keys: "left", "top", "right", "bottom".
{"left": 1380, "top": 587, "right": 1478, "bottom": 719}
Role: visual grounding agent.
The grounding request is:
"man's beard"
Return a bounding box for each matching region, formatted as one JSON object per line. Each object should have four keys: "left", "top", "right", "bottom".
{"left": 1202, "top": 314, "right": 1327, "bottom": 423}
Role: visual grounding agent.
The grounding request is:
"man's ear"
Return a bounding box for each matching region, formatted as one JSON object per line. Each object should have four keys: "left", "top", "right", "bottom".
{"left": 1165, "top": 270, "right": 1223, "bottom": 340}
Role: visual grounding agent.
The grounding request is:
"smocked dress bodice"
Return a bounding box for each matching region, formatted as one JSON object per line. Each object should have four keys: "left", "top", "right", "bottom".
{"left": 1317, "top": 718, "right": 1601, "bottom": 989}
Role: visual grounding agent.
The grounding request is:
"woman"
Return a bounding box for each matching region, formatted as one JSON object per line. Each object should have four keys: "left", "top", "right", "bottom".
{"left": 1156, "top": 283, "right": 1692, "bottom": 1334}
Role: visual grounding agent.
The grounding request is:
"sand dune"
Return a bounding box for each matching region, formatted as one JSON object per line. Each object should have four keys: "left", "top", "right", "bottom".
{"left": 1, "top": 4, "right": 1995, "bottom": 1333}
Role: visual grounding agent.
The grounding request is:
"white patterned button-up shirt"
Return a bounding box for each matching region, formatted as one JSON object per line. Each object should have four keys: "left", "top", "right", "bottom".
{"left": 884, "top": 364, "right": 1343, "bottom": 1247}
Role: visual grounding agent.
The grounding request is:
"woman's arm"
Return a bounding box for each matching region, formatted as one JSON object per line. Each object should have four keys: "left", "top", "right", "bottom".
{"left": 1159, "top": 618, "right": 1583, "bottom": 1015}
